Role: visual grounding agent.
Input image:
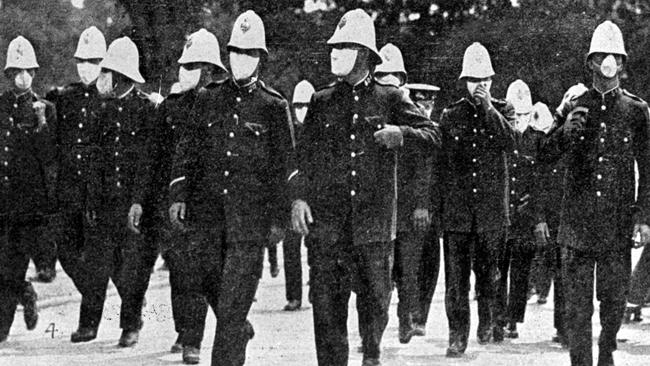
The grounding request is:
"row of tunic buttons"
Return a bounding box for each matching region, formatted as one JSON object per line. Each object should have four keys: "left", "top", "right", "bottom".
{"left": 350, "top": 91, "right": 359, "bottom": 197}
{"left": 223, "top": 101, "right": 240, "bottom": 195}
{"left": 2, "top": 129, "right": 9, "bottom": 182}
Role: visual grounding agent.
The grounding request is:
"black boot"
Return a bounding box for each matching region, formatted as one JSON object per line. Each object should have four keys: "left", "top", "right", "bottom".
{"left": 22, "top": 283, "right": 38, "bottom": 331}
{"left": 71, "top": 327, "right": 98, "bottom": 343}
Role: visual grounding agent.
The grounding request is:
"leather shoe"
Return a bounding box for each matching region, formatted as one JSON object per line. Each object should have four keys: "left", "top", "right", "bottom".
{"left": 597, "top": 350, "right": 614, "bottom": 366}
{"left": 412, "top": 323, "right": 426, "bottom": 337}
{"left": 22, "top": 284, "right": 38, "bottom": 331}
{"left": 36, "top": 268, "right": 56, "bottom": 283}
{"left": 283, "top": 300, "right": 301, "bottom": 311}
{"left": 477, "top": 327, "right": 492, "bottom": 344}
{"left": 398, "top": 318, "right": 415, "bottom": 344}
{"left": 551, "top": 332, "right": 569, "bottom": 348}
{"left": 537, "top": 295, "right": 548, "bottom": 304}
{"left": 504, "top": 322, "right": 519, "bottom": 339}
{"left": 118, "top": 329, "right": 140, "bottom": 347}
{"left": 492, "top": 325, "right": 504, "bottom": 343}
{"left": 270, "top": 263, "right": 279, "bottom": 278}
{"left": 71, "top": 327, "right": 97, "bottom": 343}
{"left": 362, "top": 357, "right": 381, "bottom": 366}
{"left": 182, "top": 346, "right": 200, "bottom": 365}
{"left": 243, "top": 320, "right": 255, "bottom": 340}
{"left": 446, "top": 340, "right": 466, "bottom": 358}
{"left": 170, "top": 333, "right": 183, "bottom": 353}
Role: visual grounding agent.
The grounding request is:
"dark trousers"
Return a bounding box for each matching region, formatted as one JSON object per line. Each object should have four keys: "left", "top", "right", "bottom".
{"left": 394, "top": 228, "right": 438, "bottom": 326}
{"left": 57, "top": 211, "right": 158, "bottom": 331}
{"left": 179, "top": 227, "right": 263, "bottom": 366}
{"left": 552, "top": 243, "right": 566, "bottom": 336}
{"left": 530, "top": 242, "right": 555, "bottom": 298}
{"left": 628, "top": 244, "right": 650, "bottom": 305}
{"left": 563, "top": 247, "right": 630, "bottom": 366}
{"left": 443, "top": 230, "right": 502, "bottom": 345}
{"left": 413, "top": 231, "right": 440, "bottom": 326}
{"left": 0, "top": 220, "right": 42, "bottom": 337}
{"left": 310, "top": 228, "right": 393, "bottom": 366}
{"left": 163, "top": 228, "right": 209, "bottom": 349}
{"left": 32, "top": 222, "right": 57, "bottom": 274}
{"left": 496, "top": 236, "right": 536, "bottom": 324}
{"left": 283, "top": 231, "right": 303, "bottom": 302}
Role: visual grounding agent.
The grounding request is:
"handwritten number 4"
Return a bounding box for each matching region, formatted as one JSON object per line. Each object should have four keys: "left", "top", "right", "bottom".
{"left": 45, "top": 323, "right": 58, "bottom": 338}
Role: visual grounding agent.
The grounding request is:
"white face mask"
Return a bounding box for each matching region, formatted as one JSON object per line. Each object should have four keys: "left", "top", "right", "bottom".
{"left": 466, "top": 79, "right": 492, "bottom": 98}
{"left": 375, "top": 73, "right": 402, "bottom": 87}
{"left": 230, "top": 52, "right": 260, "bottom": 81}
{"left": 77, "top": 62, "right": 101, "bottom": 86}
{"left": 330, "top": 48, "right": 358, "bottom": 77}
{"left": 600, "top": 54, "right": 618, "bottom": 78}
{"left": 96, "top": 71, "right": 114, "bottom": 96}
{"left": 178, "top": 66, "right": 201, "bottom": 91}
{"left": 14, "top": 70, "right": 33, "bottom": 91}
{"left": 294, "top": 106, "right": 308, "bottom": 124}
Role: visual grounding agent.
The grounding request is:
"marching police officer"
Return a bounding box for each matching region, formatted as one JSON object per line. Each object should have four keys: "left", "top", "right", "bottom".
{"left": 0, "top": 36, "right": 56, "bottom": 342}
{"left": 438, "top": 42, "right": 517, "bottom": 357}
{"left": 161, "top": 28, "right": 228, "bottom": 365}
{"left": 404, "top": 82, "right": 441, "bottom": 338}
{"left": 496, "top": 79, "right": 549, "bottom": 339}
{"left": 45, "top": 26, "right": 107, "bottom": 343}
{"left": 169, "top": 10, "right": 294, "bottom": 366}
{"left": 374, "top": 43, "right": 435, "bottom": 344}
{"left": 83, "top": 36, "right": 160, "bottom": 347}
{"left": 539, "top": 21, "right": 650, "bottom": 366}
{"left": 281, "top": 79, "right": 315, "bottom": 312}
{"left": 290, "top": 9, "right": 440, "bottom": 366}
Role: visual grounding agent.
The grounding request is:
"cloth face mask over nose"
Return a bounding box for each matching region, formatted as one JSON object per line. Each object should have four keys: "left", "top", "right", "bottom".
{"left": 77, "top": 62, "right": 101, "bottom": 86}
{"left": 330, "top": 48, "right": 358, "bottom": 77}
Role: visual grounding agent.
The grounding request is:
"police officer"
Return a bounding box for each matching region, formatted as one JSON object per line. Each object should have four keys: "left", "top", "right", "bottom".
{"left": 374, "top": 43, "right": 434, "bottom": 344}
{"left": 290, "top": 9, "right": 440, "bottom": 366}
{"left": 282, "top": 79, "right": 315, "bottom": 312}
{"left": 45, "top": 26, "right": 108, "bottom": 343}
{"left": 539, "top": 21, "right": 650, "bottom": 366}
{"left": 161, "top": 28, "right": 228, "bottom": 365}
{"left": 86, "top": 36, "right": 160, "bottom": 347}
{"left": 496, "top": 79, "right": 550, "bottom": 339}
{"left": 169, "top": 10, "right": 294, "bottom": 366}
{"left": 0, "top": 36, "right": 56, "bottom": 342}
{"left": 404, "top": 82, "right": 441, "bottom": 338}
{"left": 438, "top": 42, "right": 517, "bottom": 357}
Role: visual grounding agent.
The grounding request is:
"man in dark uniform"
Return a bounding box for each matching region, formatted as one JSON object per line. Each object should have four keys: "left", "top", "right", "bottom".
{"left": 539, "top": 21, "right": 650, "bottom": 366}
{"left": 168, "top": 10, "right": 294, "bottom": 366}
{"left": 404, "top": 82, "right": 441, "bottom": 338}
{"left": 438, "top": 42, "right": 517, "bottom": 357}
{"left": 76, "top": 36, "right": 160, "bottom": 347}
{"left": 0, "top": 36, "right": 56, "bottom": 342}
{"left": 496, "top": 79, "right": 550, "bottom": 339}
{"left": 281, "top": 79, "right": 315, "bottom": 312}
{"left": 161, "top": 28, "right": 228, "bottom": 365}
{"left": 373, "top": 43, "right": 435, "bottom": 344}
{"left": 45, "top": 26, "right": 107, "bottom": 343}
{"left": 290, "top": 9, "right": 440, "bottom": 366}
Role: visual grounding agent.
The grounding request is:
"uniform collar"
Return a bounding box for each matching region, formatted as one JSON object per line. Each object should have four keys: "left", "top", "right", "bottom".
{"left": 591, "top": 85, "right": 621, "bottom": 98}
{"left": 12, "top": 89, "right": 33, "bottom": 102}
{"left": 118, "top": 85, "right": 135, "bottom": 99}
{"left": 232, "top": 77, "right": 258, "bottom": 93}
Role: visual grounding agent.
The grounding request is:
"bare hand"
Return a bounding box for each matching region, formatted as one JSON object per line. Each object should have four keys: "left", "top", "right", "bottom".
{"left": 291, "top": 200, "right": 313, "bottom": 235}
{"left": 413, "top": 208, "right": 431, "bottom": 232}
{"left": 127, "top": 203, "right": 143, "bottom": 234}
{"left": 632, "top": 224, "right": 650, "bottom": 248}
{"left": 534, "top": 222, "right": 550, "bottom": 247}
{"left": 474, "top": 84, "right": 493, "bottom": 110}
{"left": 169, "top": 202, "right": 186, "bottom": 231}
{"left": 268, "top": 225, "right": 285, "bottom": 245}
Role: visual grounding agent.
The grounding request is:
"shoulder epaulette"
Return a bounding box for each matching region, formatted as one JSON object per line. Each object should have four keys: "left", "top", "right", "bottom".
{"left": 622, "top": 89, "right": 646, "bottom": 103}
{"left": 258, "top": 80, "right": 286, "bottom": 100}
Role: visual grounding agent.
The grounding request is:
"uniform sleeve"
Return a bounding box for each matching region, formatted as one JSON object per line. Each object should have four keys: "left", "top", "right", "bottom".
{"left": 267, "top": 98, "right": 296, "bottom": 228}
{"left": 288, "top": 94, "right": 318, "bottom": 204}
{"left": 632, "top": 103, "right": 650, "bottom": 224}
{"left": 132, "top": 103, "right": 159, "bottom": 205}
{"left": 392, "top": 91, "right": 442, "bottom": 148}
{"left": 169, "top": 93, "right": 206, "bottom": 203}
{"left": 486, "top": 101, "right": 518, "bottom": 152}
{"left": 35, "top": 100, "right": 59, "bottom": 214}
{"left": 538, "top": 100, "right": 577, "bottom": 163}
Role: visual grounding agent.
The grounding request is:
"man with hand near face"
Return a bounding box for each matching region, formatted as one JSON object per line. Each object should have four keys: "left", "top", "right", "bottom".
{"left": 539, "top": 21, "right": 650, "bottom": 366}
{"left": 0, "top": 36, "right": 56, "bottom": 343}
{"left": 437, "top": 42, "right": 517, "bottom": 357}
{"left": 290, "top": 9, "right": 440, "bottom": 366}
{"left": 168, "top": 10, "right": 295, "bottom": 366}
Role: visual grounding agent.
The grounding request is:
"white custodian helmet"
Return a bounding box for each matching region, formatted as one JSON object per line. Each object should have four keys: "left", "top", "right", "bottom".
{"left": 459, "top": 42, "right": 494, "bottom": 79}
{"left": 588, "top": 20, "right": 626, "bottom": 59}
{"left": 74, "top": 26, "right": 106, "bottom": 60}
{"left": 506, "top": 79, "right": 533, "bottom": 114}
{"left": 227, "top": 10, "right": 268, "bottom": 55}
{"left": 327, "top": 8, "right": 381, "bottom": 64}
{"left": 5, "top": 36, "right": 39, "bottom": 70}
{"left": 292, "top": 80, "right": 315, "bottom": 104}
{"left": 179, "top": 28, "right": 227, "bottom": 72}
{"left": 100, "top": 37, "right": 145, "bottom": 83}
{"left": 375, "top": 43, "right": 407, "bottom": 80}
{"left": 530, "top": 102, "right": 554, "bottom": 134}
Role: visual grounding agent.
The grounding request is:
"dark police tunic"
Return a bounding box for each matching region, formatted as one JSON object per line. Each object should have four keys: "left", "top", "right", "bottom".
{"left": 539, "top": 87, "right": 650, "bottom": 365}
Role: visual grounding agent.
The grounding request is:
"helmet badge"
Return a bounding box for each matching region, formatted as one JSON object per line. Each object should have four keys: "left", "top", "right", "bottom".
{"left": 338, "top": 16, "right": 347, "bottom": 29}
{"left": 241, "top": 18, "right": 251, "bottom": 33}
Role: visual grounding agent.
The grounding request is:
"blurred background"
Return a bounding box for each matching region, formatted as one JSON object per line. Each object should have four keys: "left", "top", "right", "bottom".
{"left": 1, "top": 0, "right": 649, "bottom": 112}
